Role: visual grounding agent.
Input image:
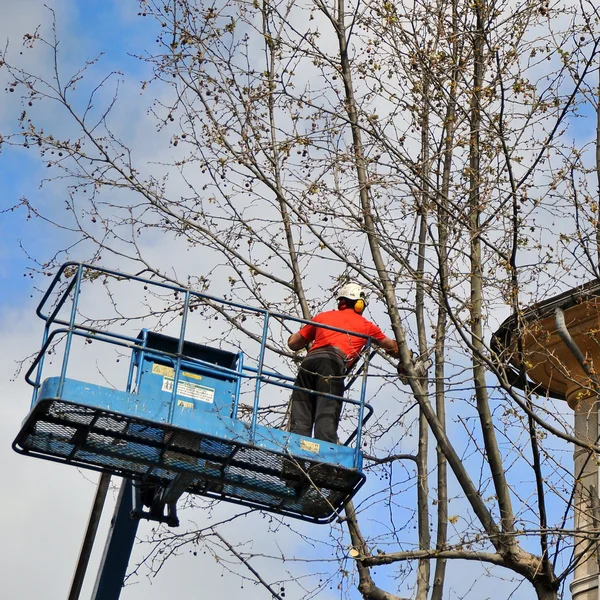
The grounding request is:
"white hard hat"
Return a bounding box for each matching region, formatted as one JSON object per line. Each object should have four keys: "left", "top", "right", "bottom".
{"left": 336, "top": 283, "right": 368, "bottom": 305}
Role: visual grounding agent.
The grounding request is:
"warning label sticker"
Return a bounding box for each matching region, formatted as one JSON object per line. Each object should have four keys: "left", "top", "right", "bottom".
{"left": 162, "top": 377, "right": 215, "bottom": 404}
{"left": 152, "top": 364, "right": 202, "bottom": 381}
{"left": 300, "top": 439, "right": 320, "bottom": 453}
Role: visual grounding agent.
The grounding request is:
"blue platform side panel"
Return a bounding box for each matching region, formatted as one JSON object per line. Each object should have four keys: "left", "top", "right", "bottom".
{"left": 137, "top": 356, "right": 238, "bottom": 422}
{"left": 134, "top": 330, "right": 241, "bottom": 423}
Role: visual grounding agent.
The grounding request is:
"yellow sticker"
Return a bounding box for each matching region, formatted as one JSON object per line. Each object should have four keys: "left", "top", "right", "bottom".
{"left": 177, "top": 399, "right": 194, "bottom": 409}
{"left": 182, "top": 370, "right": 202, "bottom": 381}
{"left": 299, "top": 439, "right": 320, "bottom": 453}
{"left": 152, "top": 363, "right": 202, "bottom": 380}
{"left": 153, "top": 364, "right": 174, "bottom": 377}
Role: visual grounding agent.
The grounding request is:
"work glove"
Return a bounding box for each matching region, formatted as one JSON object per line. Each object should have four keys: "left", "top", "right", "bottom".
{"left": 397, "top": 351, "right": 432, "bottom": 384}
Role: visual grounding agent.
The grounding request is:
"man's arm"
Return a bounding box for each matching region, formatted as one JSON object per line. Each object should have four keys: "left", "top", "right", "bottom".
{"left": 378, "top": 336, "right": 400, "bottom": 358}
{"left": 288, "top": 332, "right": 309, "bottom": 351}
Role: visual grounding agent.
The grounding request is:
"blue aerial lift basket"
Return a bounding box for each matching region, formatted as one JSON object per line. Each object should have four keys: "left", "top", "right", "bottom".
{"left": 14, "top": 263, "right": 375, "bottom": 524}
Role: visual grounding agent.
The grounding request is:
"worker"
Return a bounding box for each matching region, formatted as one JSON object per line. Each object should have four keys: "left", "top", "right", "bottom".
{"left": 287, "top": 283, "right": 399, "bottom": 443}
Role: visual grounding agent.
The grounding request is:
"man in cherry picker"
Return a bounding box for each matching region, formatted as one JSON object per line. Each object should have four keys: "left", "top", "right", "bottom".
{"left": 287, "top": 283, "right": 400, "bottom": 443}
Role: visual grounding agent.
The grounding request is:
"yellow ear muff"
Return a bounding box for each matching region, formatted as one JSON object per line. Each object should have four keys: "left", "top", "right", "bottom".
{"left": 354, "top": 299, "right": 365, "bottom": 314}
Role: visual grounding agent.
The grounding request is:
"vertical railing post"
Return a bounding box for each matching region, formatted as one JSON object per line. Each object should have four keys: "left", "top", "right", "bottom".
{"left": 31, "top": 320, "right": 52, "bottom": 408}
{"left": 57, "top": 264, "right": 84, "bottom": 397}
{"left": 354, "top": 339, "right": 372, "bottom": 467}
{"left": 167, "top": 291, "right": 191, "bottom": 423}
{"left": 231, "top": 352, "right": 244, "bottom": 419}
{"left": 132, "top": 329, "right": 149, "bottom": 393}
{"left": 250, "top": 311, "right": 270, "bottom": 441}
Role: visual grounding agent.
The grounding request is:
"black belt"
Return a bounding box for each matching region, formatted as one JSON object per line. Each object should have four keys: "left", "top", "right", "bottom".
{"left": 306, "top": 346, "right": 349, "bottom": 365}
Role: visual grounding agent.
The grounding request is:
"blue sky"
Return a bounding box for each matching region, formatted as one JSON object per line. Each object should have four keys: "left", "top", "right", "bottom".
{"left": 0, "top": 0, "right": 147, "bottom": 305}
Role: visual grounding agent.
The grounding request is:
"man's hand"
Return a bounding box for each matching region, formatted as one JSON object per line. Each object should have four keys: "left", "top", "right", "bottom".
{"left": 381, "top": 337, "right": 400, "bottom": 358}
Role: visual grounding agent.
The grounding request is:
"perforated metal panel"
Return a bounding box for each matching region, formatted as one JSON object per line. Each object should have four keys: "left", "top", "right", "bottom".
{"left": 14, "top": 399, "right": 365, "bottom": 523}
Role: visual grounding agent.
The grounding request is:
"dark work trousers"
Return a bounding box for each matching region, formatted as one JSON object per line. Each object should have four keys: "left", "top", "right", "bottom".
{"left": 290, "top": 349, "right": 346, "bottom": 443}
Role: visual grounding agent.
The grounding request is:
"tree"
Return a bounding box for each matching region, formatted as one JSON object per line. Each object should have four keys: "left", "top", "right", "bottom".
{"left": 3, "top": 0, "right": 600, "bottom": 598}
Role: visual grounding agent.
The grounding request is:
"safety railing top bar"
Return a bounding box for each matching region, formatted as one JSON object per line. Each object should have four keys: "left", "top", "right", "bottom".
{"left": 29, "top": 262, "right": 379, "bottom": 452}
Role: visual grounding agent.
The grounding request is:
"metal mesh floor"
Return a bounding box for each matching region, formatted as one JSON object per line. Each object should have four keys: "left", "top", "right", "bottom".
{"left": 14, "top": 400, "right": 365, "bottom": 523}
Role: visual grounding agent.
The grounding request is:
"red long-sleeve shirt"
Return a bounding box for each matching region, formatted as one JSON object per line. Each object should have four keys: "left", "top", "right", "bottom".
{"left": 297, "top": 308, "right": 387, "bottom": 362}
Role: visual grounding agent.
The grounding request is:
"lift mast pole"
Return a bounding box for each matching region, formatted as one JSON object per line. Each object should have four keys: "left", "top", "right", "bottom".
{"left": 91, "top": 479, "right": 139, "bottom": 600}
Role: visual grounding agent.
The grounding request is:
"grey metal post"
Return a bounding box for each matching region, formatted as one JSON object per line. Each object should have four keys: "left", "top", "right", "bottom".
{"left": 68, "top": 473, "right": 111, "bottom": 600}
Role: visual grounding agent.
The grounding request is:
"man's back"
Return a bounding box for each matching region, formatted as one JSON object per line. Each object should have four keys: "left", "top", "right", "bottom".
{"left": 303, "top": 309, "right": 386, "bottom": 361}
